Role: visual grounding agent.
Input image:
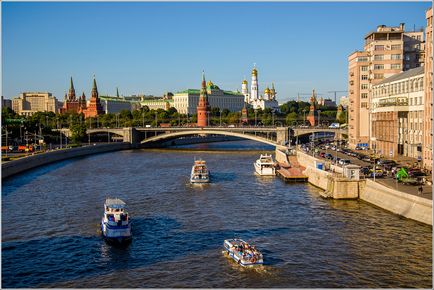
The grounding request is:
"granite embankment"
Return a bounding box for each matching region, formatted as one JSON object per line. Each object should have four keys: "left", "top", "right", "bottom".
{"left": 2, "top": 143, "right": 131, "bottom": 179}
{"left": 296, "top": 150, "right": 432, "bottom": 226}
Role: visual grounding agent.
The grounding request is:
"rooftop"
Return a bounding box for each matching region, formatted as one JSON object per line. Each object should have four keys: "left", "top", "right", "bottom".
{"left": 375, "top": 66, "right": 424, "bottom": 85}
{"left": 105, "top": 198, "right": 126, "bottom": 209}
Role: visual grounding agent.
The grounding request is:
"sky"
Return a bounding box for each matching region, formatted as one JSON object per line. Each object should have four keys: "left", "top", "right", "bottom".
{"left": 2, "top": 1, "right": 431, "bottom": 103}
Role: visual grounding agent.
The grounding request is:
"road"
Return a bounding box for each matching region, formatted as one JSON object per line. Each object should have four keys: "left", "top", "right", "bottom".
{"left": 306, "top": 146, "right": 432, "bottom": 200}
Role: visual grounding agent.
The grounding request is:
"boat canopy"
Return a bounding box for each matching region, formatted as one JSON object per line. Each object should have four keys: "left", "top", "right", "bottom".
{"left": 105, "top": 198, "right": 126, "bottom": 209}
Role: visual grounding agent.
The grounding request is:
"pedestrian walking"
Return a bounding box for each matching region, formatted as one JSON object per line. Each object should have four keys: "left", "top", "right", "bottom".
{"left": 418, "top": 185, "right": 423, "bottom": 195}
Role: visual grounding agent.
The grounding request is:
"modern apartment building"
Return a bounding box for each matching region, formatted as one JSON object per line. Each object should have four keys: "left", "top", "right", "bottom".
{"left": 371, "top": 67, "right": 424, "bottom": 159}
{"left": 348, "top": 23, "right": 424, "bottom": 149}
{"left": 12, "top": 92, "right": 58, "bottom": 116}
{"left": 423, "top": 7, "right": 432, "bottom": 173}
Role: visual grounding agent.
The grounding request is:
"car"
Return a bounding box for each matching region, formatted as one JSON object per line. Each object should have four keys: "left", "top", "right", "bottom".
{"left": 360, "top": 166, "right": 371, "bottom": 175}
{"left": 362, "top": 156, "right": 371, "bottom": 162}
{"left": 338, "top": 159, "right": 351, "bottom": 165}
{"left": 369, "top": 168, "right": 384, "bottom": 178}
{"left": 408, "top": 169, "right": 427, "bottom": 178}
{"left": 329, "top": 123, "right": 340, "bottom": 129}
{"left": 324, "top": 153, "right": 333, "bottom": 159}
{"left": 319, "top": 152, "right": 326, "bottom": 158}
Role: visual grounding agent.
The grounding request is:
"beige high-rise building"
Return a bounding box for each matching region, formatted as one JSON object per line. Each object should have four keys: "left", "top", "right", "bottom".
{"left": 423, "top": 7, "right": 432, "bottom": 173}
{"left": 12, "top": 92, "right": 58, "bottom": 116}
{"left": 348, "top": 23, "right": 424, "bottom": 149}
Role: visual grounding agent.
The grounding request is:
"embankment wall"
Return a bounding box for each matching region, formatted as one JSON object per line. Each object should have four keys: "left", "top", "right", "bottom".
{"left": 2, "top": 143, "right": 131, "bottom": 179}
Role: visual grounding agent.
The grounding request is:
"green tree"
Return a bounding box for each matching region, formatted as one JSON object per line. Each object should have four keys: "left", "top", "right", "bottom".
{"left": 70, "top": 123, "right": 87, "bottom": 144}
{"left": 285, "top": 112, "right": 298, "bottom": 126}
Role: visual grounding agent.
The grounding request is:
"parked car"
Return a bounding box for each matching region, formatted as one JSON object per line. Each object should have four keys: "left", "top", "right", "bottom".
{"left": 325, "top": 153, "right": 333, "bottom": 159}
{"left": 362, "top": 156, "right": 371, "bottom": 162}
{"left": 338, "top": 159, "right": 351, "bottom": 165}
{"left": 369, "top": 168, "right": 384, "bottom": 178}
{"left": 319, "top": 152, "right": 326, "bottom": 158}
{"left": 360, "top": 166, "right": 371, "bottom": 175}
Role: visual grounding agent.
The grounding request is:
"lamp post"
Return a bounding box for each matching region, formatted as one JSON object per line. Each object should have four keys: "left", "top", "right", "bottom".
{"left": 142, "top": 111, "right": 145, "bottom": 127}
{"left": 219, "top": 109, "right": 222, "bottom": 127}
{"left": 371, "top": 137, "right": 377, "bottom": 182}
{"left": 318, "top": 110, "right": 321, "bottom": 127}
{"left": 254, "top": 110, "right": 257, "bottom": 126}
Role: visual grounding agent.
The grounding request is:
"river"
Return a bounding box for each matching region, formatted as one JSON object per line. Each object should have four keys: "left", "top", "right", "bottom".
{"left": 2, "top": 141, "right": 432, "bottom": 288}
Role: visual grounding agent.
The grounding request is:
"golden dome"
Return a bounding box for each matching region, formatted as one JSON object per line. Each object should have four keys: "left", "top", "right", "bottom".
{"left": 264, "top": 87, "right": 270, "bottom": 94}
{"left": 252, "top": 68, "right": 257, "bottom": 76}
{"left": 242, "top": 79, "right": 248, "bottom": 84}
{"left": 207, "top": 80, "right": 214, "bottom": 87}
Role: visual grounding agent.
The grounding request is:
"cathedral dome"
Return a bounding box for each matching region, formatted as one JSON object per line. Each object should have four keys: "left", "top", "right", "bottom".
{"left": 242, "top": 79, "right": 248, "bottom": 84}
{"left": 252, "top": 68, "right": 257, "bottom": 76}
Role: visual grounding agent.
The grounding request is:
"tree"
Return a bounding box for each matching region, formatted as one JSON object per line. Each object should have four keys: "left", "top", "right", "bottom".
{"left": 70, "top": 123, "right": 87, "bottom": 144}
{"left": 285, "top": 112, "right": 298, "bottom": 125}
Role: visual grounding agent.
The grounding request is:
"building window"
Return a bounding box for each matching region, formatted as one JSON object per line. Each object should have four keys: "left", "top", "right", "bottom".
{"left": 391, "top": 54, "right": 401, "bottom": 60}
{"left": 374, "top": 54, "right": 384, "bottom": 61}
{"left": 405, "top": 55, "right": 411, "bottom": 61}
{"left": 358, "top": 57, "right": 368, "bottom": 62}
{"left": 374, "top": 45, "right": 384, "bottom": 51}
{"left": 361, "top": 66, "right": 368, "bottom": 71}
{"left": 391, "top": 64, "right": 401, "bottom": 69}
{"left": 361, "top": 93, "right": 368, "bottom": 99}
{"left": 361, "top": 84, "right": 368, "bottom": 90}
{"left": 374, "top": 64, "right": 384, "bottom": 70}
{"left": 391, "top": 44, "right": 401, "bottom": 50}
{"left": 361, "top": 102, "right": 368, "bottom": 108}
{"left": 361, "top": 75, "right": 368, "bottom": 80}
{"left": 374, "top": 74, "right": 384, "bottom": 79}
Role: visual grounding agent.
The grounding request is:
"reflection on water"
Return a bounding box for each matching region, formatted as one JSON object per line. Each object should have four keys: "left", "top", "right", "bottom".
{"left": 2, "top": 140, "right": 432, "bottom": 288}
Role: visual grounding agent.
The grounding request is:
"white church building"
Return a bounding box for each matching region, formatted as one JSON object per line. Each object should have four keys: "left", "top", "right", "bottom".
{"left": 241, "top": 65, "right": 280, "bottom": 111}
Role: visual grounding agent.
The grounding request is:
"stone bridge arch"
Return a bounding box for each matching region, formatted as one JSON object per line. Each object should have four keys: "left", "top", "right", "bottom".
{"left": 139, "top": 130, "right": 287, "bottom": 149}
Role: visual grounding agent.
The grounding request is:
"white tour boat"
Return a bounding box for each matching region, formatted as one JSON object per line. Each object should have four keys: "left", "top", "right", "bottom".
{"left": 190, "top": 159, "right": 210, "bottom": 184}
{"left": 223, "top": 238, "right": 264, "bottom": 267}
{"left": 101, "top": 198, "right": 132, "bottom": 244}
{"left": 254, "top": 154, "right": 276, "bottom": 176}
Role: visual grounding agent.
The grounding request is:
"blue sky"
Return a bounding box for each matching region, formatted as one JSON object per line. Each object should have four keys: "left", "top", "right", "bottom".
{"left": 2, "top": 1, "right": 431, "bottom": 103}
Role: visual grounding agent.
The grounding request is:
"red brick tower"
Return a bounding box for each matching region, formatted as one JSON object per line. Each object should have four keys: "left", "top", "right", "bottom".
{"left": 60, "top": 77, "right": 80, "bottom": 113}
{"left": 307, "top": 89, "right": 318, "bottom": 127}
{"left": 84, "top": 76, "right": 104, "bottom": 118}
{"left": 241, "top": 103, "right": 248, "bottom": 124}
{"left": 197, "top": 72, "right": 210, "bottom": 127}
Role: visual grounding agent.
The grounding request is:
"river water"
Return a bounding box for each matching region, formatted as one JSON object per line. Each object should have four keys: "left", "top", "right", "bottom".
{"left": 2, "top": 141, "right": 432, "bottom": 288}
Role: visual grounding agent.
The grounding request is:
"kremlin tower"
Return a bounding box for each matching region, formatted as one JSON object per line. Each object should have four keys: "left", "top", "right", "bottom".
{"left": 83, "top": 76, "right": 104, "bottom": 118}
{"left": 197, "top": 72, "right": 210, "bottom": 127}
{"left": 307, "top": 89, "right": 318, "bottom": 127}
{"left": 60, "top": 77, "right": 80, "bottom": 113}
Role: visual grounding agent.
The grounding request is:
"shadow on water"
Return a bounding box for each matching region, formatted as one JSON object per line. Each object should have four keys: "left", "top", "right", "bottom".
{"left": 2, "top": 216, "right": 289, "bottom": 288}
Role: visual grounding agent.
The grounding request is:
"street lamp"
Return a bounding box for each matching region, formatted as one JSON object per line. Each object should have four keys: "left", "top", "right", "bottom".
{"left": 371, "top": 137, "right": 377, "bottom": 182}
{"left": 254, "top": 110, "right": 257, "bottom": 126}
{"left": 219, "top": 109, "right": 222, "bottom": 127}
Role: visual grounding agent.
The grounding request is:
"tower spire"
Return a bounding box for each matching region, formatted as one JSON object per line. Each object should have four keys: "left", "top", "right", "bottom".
{"left": 116, "top": 87, "right": 120, "bottom": 98}
{"left": 68, "top": 77, "right": 76, "bottom": 100}
{"left": 197, "top": 71, "right": 210, "bottom": 127}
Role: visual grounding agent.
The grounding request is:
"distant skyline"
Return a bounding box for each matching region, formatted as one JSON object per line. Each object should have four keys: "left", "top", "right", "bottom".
{"left": 2, "top": 1, "right": 431, "bottom": 103}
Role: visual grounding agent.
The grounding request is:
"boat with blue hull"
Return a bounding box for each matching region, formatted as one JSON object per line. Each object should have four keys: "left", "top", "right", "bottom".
{"left": 101, "top": 198, "right": 132, "bottom": 244}
{"left": 223, "top": 238, "right": 263, "bottom": 267}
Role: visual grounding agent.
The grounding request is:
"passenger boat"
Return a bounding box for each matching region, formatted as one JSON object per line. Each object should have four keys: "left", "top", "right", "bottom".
{"left": 254, "top": 154, "right": 276, "bottom": 176}
{"left": 101, "top": 198, "right": 132, "bottom": 244}
{"left": 190, "top": 159, "right": 210, "bottom": 184}
{"left": 223, "top": 238, "right": 264, "bottom": 267}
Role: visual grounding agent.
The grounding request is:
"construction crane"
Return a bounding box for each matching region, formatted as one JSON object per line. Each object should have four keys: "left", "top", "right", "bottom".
{"left": 327, "top": 90, "right": 348, "bottom": 104}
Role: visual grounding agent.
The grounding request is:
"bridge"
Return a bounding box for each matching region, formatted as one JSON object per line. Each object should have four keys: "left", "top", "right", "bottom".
{"left": 80, "top": 126, "right": 347, "bottom": 148}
